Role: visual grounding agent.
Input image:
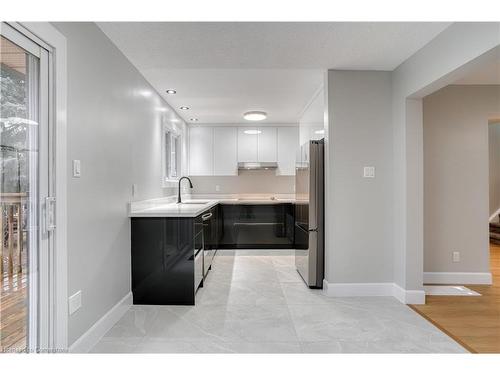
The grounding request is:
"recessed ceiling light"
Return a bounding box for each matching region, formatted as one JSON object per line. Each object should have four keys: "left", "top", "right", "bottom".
{"left": 243, "top": 129, "right": 262, "bottom": 135}
{"left": 166, "top": 89, "right": 177, "bottom": 94}
{"left": 155, "top": 107, "right": 168, "bottom": 112}
{"left": 315, "top": 129, "right": 325, "bottom": 135}
{"left": 190, "top": 118, "right": 198, "bottom": 122}
{"left": 180, "top": 106, "right": 190, "bottom": 110}
{"left": 243, "top": 111, "right": 267, "bottom": 121}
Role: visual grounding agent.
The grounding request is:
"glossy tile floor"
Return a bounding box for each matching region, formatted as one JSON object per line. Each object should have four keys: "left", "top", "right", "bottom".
{"left": 91, "top": 250, "right": 467, "bottom": 353}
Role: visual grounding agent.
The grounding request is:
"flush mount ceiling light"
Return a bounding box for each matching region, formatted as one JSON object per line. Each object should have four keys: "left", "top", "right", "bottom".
{"left": 243, "top": 111, "right": 267, "bottom": 121}
{"left": 243, "top": 129, "right": 262, "bottom": 135}
{"left": 155, "top": 107, "right": 168, "bottom": 112}
{"left": 166, "top": 89, "right": 177, "bottom": 94}
{"left": 180, "top": 106, "right": 190, "bottom": 110}
{"left": 315, "top": 129, "right": 325, "bottom": 135}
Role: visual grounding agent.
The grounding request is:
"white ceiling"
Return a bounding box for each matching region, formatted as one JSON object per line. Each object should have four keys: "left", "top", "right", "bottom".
{"left": 131, "top": 69, "right": 323, "bottom": 123}
{"left": 98, "top": 22, "right": 451, "bottom": 123}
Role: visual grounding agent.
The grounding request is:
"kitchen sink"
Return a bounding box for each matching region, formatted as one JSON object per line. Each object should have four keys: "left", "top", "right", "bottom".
{"left": 180, "top": 200, "right": 210, "bottom": 205}
{"left": 237, "top": 197, "right": 276, "bottom": 201}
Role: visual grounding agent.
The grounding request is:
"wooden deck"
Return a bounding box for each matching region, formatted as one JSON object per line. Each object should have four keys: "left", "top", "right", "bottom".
{"left": 0, "top": 249, "right": 27, "bottom": 352}
{"left": 411, "top": 244, "right": 500, "bottom": 353}
{"left": 0, "top": 193, "right": 28, "bottom": 353}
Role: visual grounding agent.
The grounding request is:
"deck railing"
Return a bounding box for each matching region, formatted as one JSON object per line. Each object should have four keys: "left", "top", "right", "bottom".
{"left": 0, "top": 193, "right": 26, "bottom": 277}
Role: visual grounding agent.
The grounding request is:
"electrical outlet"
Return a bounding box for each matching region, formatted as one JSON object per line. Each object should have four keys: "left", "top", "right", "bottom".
{"left": 363, "top": 166, "right": 375, "bottom": 178}
{"left": 452, "top": 251, "right": 460, "bottom": 263}
{"left": 69, "top": 290, "right": 82, "bottom": 315}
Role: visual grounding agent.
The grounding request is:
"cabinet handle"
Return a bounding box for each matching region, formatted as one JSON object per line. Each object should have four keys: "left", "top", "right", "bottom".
{"left": 202, "top": 212, "right": 213, "bottom": 221}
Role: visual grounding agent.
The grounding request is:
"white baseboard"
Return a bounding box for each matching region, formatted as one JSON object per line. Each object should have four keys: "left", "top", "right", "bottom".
{"left": 69, "top": 292, "right": 132, "bottom": 353}
{"left": 392, "top": 284, "right": 426, "bottom": 304}
{"left": 424, "top": 272, "right": 492, "bottom": 285}
{"left": 323, "top": 281, "right": 425, "bottom": 305}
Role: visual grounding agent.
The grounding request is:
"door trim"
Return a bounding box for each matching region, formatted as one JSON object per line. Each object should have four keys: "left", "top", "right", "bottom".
{"left": 1, "top": 22, "right": 50, "bottom": 351}
{"left": 6, "top": 22, "right": 68, "bottom": 351}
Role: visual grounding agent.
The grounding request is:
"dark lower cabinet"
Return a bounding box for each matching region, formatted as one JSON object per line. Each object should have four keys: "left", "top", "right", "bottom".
{"left": 218, "top": 203, "right": 294, "bottom": 248}
{"left": 131, "top": 215, "right": 203, "bottom": 305}
{"left": 130, "top": 203, "right": 295, "bottom": 306}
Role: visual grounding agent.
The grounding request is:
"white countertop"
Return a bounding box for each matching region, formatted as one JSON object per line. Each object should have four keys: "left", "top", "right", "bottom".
{"left": 129, "top": 195, "right": 295, "bottom": 218}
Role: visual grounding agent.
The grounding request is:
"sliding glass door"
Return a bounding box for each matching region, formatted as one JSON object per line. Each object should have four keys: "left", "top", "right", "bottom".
{"left": 0, "top": 23, "right": 51, "bottom": 353}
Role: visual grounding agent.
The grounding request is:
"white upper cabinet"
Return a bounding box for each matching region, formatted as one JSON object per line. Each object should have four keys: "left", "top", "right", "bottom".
{"left": 237, "top": 128, "right": 258, "bottom": 162}
{"left": 189, "top": 125, "right": 298, "bottom": 176}
{"left": 238, "top": 127, "right": 278, "bottom": 162}
{"left": 188, "top": 126, "right": 213, "bottom": 176}
{"left": 277, "top": 127, "right": 299, "bottom": 175}
{"left": 213, "top": 127, "right": 238, "bottom": 175}
{"left": 257, "top": 127, "right": 277, "bottom": 162}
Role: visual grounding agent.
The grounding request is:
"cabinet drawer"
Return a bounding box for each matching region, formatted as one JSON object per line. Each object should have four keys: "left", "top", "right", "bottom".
{"left": 218, "top": 203, "right": 294, "bottom": 248}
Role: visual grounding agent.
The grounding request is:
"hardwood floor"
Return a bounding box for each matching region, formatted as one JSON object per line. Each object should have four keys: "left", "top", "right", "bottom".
{"left": 411, "top": 244, "right": 500, "bottom": 353}
{"left": 0, "top": 252, "right": 27, "bottom": 353}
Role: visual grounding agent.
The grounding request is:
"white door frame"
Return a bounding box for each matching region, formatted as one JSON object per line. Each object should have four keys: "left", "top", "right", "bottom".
{"left": 2, "top": 21, "right": 68, "bottom": 352}
{"left": 400, "top": 45, "right": 500, "bottom": 294}
{"left": 1, "top": 22, "right": 50, "bottom": 351}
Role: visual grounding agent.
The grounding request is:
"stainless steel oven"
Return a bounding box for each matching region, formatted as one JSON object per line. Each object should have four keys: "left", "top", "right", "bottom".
{"left": 202, "top": 209, "right": 216, "bottom": 276}
{"left": 194, "top": 217, "right": 204, "bottom": 291}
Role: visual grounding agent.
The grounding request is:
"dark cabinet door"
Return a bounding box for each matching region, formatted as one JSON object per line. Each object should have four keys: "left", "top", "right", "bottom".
{"left": 216, "top": 204, "right": 223, "bottom": 249}
{"left": 131, "top": 217, "right": 165, "bottom": 300}
{"left": 131, "top": 217, "right": 195, "bottom": 305}
{"left": 218, "top": 204, "right": 294, "bottom": 248}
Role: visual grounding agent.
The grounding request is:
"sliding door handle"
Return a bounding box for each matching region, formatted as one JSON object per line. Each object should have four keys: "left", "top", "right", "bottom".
{"left": 45, "top": 196, "right": 56, "bottom": 232}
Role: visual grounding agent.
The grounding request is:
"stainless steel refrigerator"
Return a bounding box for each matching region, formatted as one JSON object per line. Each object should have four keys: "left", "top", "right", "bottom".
{"left": 294, "top": 139, "right": 325, "bottom": 288}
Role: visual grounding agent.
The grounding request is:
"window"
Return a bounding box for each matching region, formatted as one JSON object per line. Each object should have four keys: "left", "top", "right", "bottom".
{"left": 163, "top": 128, "right": 182, "bottom": 183}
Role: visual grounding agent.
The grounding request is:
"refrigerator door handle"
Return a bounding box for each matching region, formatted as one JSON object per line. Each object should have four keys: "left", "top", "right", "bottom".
{"left": 308, "top": 228, "right": 318, "bottom": 232}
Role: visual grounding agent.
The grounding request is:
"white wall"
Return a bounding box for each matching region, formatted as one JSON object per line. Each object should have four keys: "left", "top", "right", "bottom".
{"left": 325, "top": 70, "right": 393, "bottom": 283}
{"left": 392, "top": 23, "right": 500, "bottom": 291}
{"left": 490, "top": 122, "right": 500, "bottom": 219}
{"left": 53, "top": 22, "right": 185, "bottom": 345}
{"left": 423, "top": 85, "right": 499, "bottom": 274}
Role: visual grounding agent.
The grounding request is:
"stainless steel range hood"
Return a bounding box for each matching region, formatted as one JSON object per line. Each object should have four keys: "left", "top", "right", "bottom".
{"left": 237, "top": 162, "right": 278, "bottom": 171}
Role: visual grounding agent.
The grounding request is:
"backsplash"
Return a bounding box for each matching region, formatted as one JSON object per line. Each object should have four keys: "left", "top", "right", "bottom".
{"left": 189, "top": 169, "right": 295, "bottom": 194}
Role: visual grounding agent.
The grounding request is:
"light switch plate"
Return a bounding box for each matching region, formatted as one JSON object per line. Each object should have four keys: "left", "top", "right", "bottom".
{"left": 363, "top": 166, "right": 375, "bottom": 178}
{"left": 69, "top": 290, "right": 82, "bottom": 315}
{"left": 132, "top": 183, "right": 138, "bottom": 197}
{"left": 72, "top": 160, "right": 81, "bottom": 178}
{"left": 452, "top": 251, "right": 460, "bottom": 263}
{"left": 215, "top": 185, "right": 220, "bottom": 192}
